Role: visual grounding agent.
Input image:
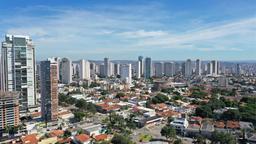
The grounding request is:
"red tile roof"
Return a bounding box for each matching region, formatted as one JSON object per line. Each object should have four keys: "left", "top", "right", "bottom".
{"left": 226, "top": 121, "right": 240, "bottom": 129}
{"left": 49, "top": 130, "right": 64, "bottom": 137}
{"left": 21, "top": 134, "right": 38, "bottom": 144}
{"left": 214, "top": 121, "right": 225, "bottom": 128}
{"left": 75, "top": 134, "right": 90, "bottom": 142}
{"left": 94, "top": 134, "right": 108, "bottom": 141}
{"left": 57, "top": 138, "right": 72, "bottom": 144}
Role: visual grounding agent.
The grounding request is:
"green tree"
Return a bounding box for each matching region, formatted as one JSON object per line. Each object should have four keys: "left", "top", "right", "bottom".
{"left": 111, "top": 134, "right": 134, "bottom": 144}
{"left": 195, "top": 105, "right": 213, "bottom": 118}
{"left": 212, "top": 131, "right": 236, "bottom": 144}
{"left": 222, "top": 109, "right": 241, "bottom": 120}
{"left": 74, "top": 111, "right": 86, "bottom": 122}
{"left": 194, "top": 135, "right": 207, "bottom": 144}
{"left": 63, "top": 130, "right": 71, "bottom": 138}
{"left": 160, "top": 126, "right": 176, "bottom": 142}
{"left": 116, "top": 92, "right": 125, "bottom": 98}
{"left": 174, "top": 139, "right": 182, "bottom": 144}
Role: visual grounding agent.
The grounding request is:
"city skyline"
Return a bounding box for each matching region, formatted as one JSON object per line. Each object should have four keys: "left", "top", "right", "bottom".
{"left": 0, "top": 0, "right": 255, "bottom": 60}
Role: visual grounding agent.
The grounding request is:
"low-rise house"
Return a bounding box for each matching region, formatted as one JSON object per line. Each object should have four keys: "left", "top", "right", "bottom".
{"left": 185, "top": 123, "right": 201, "bottom": 137}
{"left": 49, "top": 129, "right": 64, "bottom": 137}
{"left": 136, "top": 115, "right": 163, "bottom": 128}
{"left": 226, "top": 121, "right": 240, "bottom": 130}
{"left": 200, "top": 120, "right": 214, "bottom": 138}
{"left": 73, "top": 134, "right": 91, "bottom": 144}
{"left": 38, "top": 136, "right": 58, "bottom": 144}
{"left": 21, "top": 134, "right": 38, "bottom": 144}
{"left": 83, "top": 124, "right": 103, "bottom": 136}
{"left": 94, "top": 134, "right": 112, "bottom": 142}
{"left": 239, "top": 121, "right": 254, "bottom": 130}
{"left": 170, "top": 118, "right": 189, "bottom": 133}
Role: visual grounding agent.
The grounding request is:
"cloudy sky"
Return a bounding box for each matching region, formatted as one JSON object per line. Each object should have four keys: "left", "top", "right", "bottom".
{"left": 0, "top": 0, "right": 255, "bottom": 60}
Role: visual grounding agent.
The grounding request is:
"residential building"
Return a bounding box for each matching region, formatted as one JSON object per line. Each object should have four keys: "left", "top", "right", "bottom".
{"left": 195, "top": 59, "right": 201, "bottom": 76}
{"left": 144, "top": 57, "right": 152, "bottom": 79}
{"left": 80, "top": 59, "right": 90, "bottom": 80}
{"left": 154, "top": 62, "right": 163, "bottom": 77}
{"left": 0, "top": 91, "right": 20, "bottom": 130}
{"left": 60, "top": 58, "right": 72, "bottom": 84}
{"left": 104, "top": 58, "right": 110, "bottom": 77}
{"left": 138, "top": 56, "right": 143, "bottom": 76}
{"left": 114, "top": 63, "right": 120, "bottom": 76}
{"left": 0, "top": 34, "right": 36, "bottom": 114}
{"left": 185, "top": 59, "right": 192, "bottom": 77}
{"left": 164, "top": 62, "right": 175, "bottom": 77}
{"left": 120, "top": 64, "right": 132, "bottom": 84}
{"left": 136, "top": 61, "right": 141, "bottom": 79}
{"left": 40, "top": 60, "right": 58, "bottom": 122}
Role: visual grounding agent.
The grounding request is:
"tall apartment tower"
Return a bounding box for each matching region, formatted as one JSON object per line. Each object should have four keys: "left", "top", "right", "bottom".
{"left": 40, "top": 60, "right": 58, "bottom": 122}
{"left": 114, "top": 63, "right": 120, "bottom": 76}
{"left": 195, "top": 59, "right": 201, "bottom": 76}
{"left": 144, "top": 57, "right": 152, "bottom": 79}
{"left": 60, "top": 58, "right": 72, "bottom": 84}
{"left": 120, "top": 64, "right": 132, "bottom": 85}
{"left": 164, "top": 62, "right": 175, "bottom": 77}
{"left": 80, "top": 60, "right": 90, "bottom": 80}
{"left": 0, "top": 35, "right": 36, "bottom": 114}
{"left": 207, "top": 62, "right": 213, "bottom": 75}
{"left": 154, "top": 62, "right": 163, "bottom": 77}
{"left": 0, "top": 91, "right": 20, "bottom": 130}
{"left": 211, "top": 60, "right": 219, "bottom": 76}
{"left": 136, "top": 61, "right": 141, "bottom": 79}
{"left": 185, "top": 59, "right": 192, "bottom": 77}
{"left": 138, "top": 56, "right": 143, "bottom": 77}
{"left": 103, "top": 58, "right": 110, "bottom": 77}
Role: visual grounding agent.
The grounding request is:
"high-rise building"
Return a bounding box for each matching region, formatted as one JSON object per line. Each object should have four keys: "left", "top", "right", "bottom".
{"left": 0, "top": 91, "right": 20, "bottom": 130}
{"left": 136, "top": 61, "right": 141, "bottom": 79}
{"left": 60, "top": 58, "right": 72, "bottom": 84}
{"left": 211, "top": 60, "right": 219, "bottom": 76}
{"left": 185, "top": 59, "right": 192, "bottom": 77}
{"left": 120, "top": 64, "right": 132, "bottom": 84}
{"left": 104, "top": 58, "right": 110, "bottom": 77}
{"left": 114, "top": 63, "right": 120, "bottom": 76}
{"left": 144, "top": 57, "right": 152, "bottom": 79}
{"left": 138, "top": 56, "right": 143, "bottom": 77}
{"left": 154, "top": 62, "right": 163, "bottom": 77}
{"left": 99, "top": 64, "right": 105, "bottom": 77}
{"left": 207, "top": 62, "right": 213, "bottom": 75}
{"left": 110, "top": 62, "right": 114, "bottom": 76}
{"left": 1, "top": 35, "right": 36, "bottom": 114}
{"left": 79, "top": 60, "right": 90, "bottom": 80}
{"left": 195, "top": 59, "right": 201, "bottom": 76}
{"left": 235, "top": 63, "right": 241, "bottom": 76}
{"left": 40, "top": 60, "right": 58, "bottom": 122}
{"left": 47, "top": 57, "right": 61, "bottom": 81}
{"left": 164, "top": 62, "right": 175, "bottom": 77}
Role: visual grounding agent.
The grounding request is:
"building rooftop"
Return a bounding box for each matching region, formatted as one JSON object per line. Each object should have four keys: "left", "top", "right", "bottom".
{"left": 75, "top": 134, "right": 90, "bottom": 142}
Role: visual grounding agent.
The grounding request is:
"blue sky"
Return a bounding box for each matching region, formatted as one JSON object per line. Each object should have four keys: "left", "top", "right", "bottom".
{"left": 0, "top": 0, "right": 255, "bottom": 60}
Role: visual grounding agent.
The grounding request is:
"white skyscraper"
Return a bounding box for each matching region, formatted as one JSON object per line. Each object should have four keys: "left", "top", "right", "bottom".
{"left": 60, "top": 58, "right": 72, "bottom": 84}
{"left": 154, "top": 62, "right": 164, "bottom": 77}
{"left": 138, "top": 56, "right": 143, "bottom": 77}
{"left": 120, "top": 64, "right": 132, "bottom": 85}
{"left": 195, "top": 59, "right": 201, "bottom": 76}
{"left": 136, "top": 61, "right": 141, "bottom": 79}
{"left": 164, "top": 62, "right": 175, "bottom": 77}
{"left": 80, "top": 59, "right": 90, "bottom": 80}
{"left": 1, "top": 35, "right": 36, "bottom": 113}
{"left": 185, "top": 59, "right": 192, "bottom": 77}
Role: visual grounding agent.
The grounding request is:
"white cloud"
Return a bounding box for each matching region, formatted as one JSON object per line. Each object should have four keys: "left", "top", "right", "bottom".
{"left": 1, "top": 4, "right": 255, "bottom": 59}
